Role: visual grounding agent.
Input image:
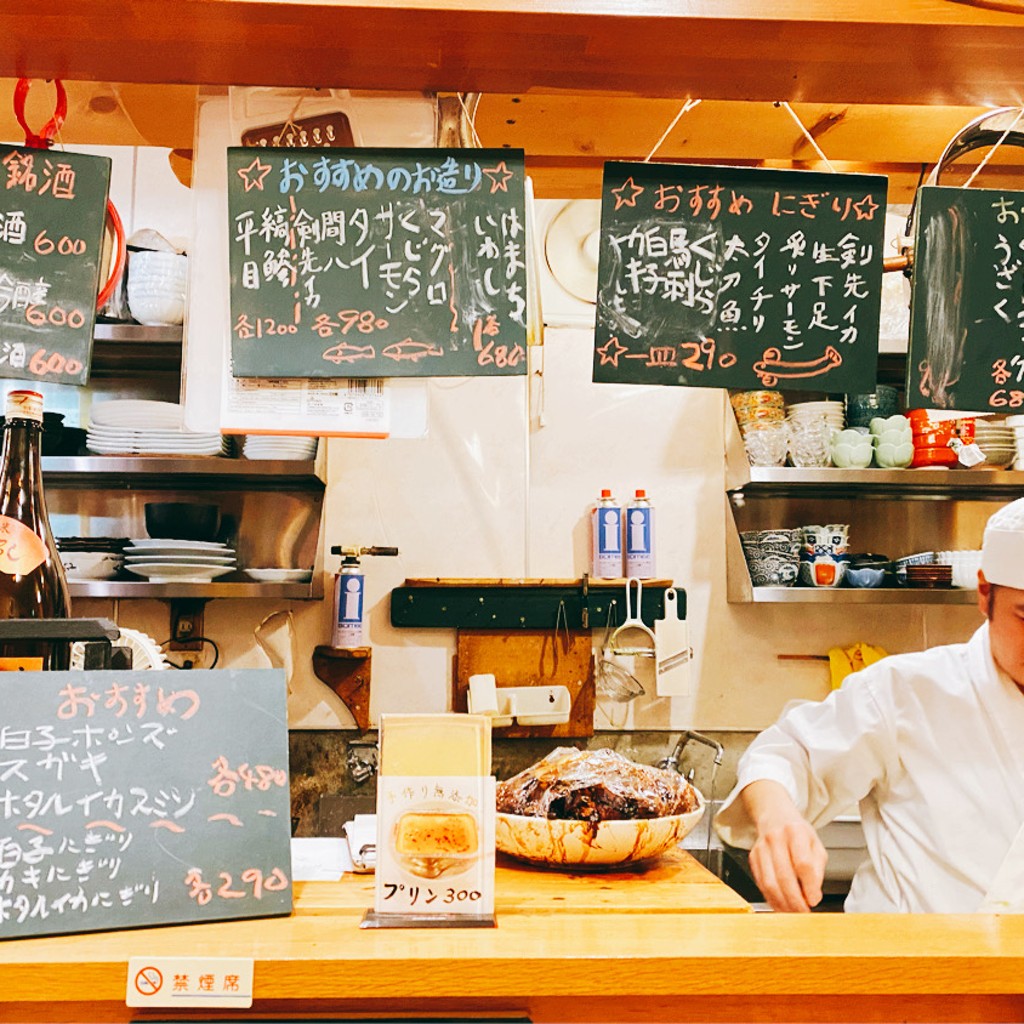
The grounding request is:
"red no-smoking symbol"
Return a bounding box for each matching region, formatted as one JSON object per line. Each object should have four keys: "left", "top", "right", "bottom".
{"left": 134, "top": 966, "right": 163, "bottom": 997}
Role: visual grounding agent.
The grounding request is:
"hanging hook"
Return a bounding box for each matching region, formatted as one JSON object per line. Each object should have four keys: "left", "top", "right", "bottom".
{"left": 13, "top": 78, "right": 67, "bottom": 150}
{"left": 554, "top": 599, "right": 570, "bottom": 652}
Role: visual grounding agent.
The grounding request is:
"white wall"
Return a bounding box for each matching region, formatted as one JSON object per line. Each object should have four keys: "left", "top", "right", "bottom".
{"left": 71, "top": 147, "right": 988, "bottom": 733}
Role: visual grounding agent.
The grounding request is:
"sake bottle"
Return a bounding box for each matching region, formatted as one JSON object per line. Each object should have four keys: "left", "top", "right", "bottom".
{"left": 0, "top": 390, "right": 71, "bottom": 668}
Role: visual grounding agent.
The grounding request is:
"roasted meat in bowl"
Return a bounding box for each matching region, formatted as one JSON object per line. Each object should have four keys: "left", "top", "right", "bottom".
{"left": 496, "top": 747, "right": 704, "bottom": 866}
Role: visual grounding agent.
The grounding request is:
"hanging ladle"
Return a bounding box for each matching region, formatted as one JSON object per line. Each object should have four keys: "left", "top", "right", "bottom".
{"left": 607, "top": 578, "right": 657, "bottom": 658}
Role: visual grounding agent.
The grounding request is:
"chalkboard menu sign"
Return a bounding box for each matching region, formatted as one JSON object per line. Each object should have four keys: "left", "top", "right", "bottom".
{"left": 907, "top": 184, "right": 1024, "bottom": 412}
{"left": 227, "top": 147, "right": 528, "bottom": 378}
{"left": 594, "top": 162, "right": 887, "bottom": 393}
{"left": 0, "top": 146, "right": 111, "bottom": 387}
{"left": 0, "top": 668, "right": 292, "bottom": 940}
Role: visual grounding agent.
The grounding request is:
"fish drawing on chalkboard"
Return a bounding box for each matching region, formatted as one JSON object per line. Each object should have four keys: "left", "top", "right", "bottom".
{"left": 915, "top": 206, "right": 967, "bottom": 409}
{"left": 322, "top": 342, "right": 377, "bottom": 364}
{"left": 382, "top": 339, "right": 445, "bottom": 362}
{"left": 752, "top": 346, "right": 843, "bottom": 387}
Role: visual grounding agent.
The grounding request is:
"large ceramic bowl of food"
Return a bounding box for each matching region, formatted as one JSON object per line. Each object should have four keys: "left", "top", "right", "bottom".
{"left": 495, "top": 747, "right": 704, "bottom": 867}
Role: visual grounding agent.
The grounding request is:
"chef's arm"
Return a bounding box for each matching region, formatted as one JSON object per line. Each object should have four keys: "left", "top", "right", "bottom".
{"left": 740, "top": 779, "right": 828, "bottom": 913}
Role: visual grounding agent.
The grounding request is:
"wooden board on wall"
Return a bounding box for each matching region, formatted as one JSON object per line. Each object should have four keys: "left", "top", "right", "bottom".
{"left": 454, "top": 629, "right": 594, "bottom": 739}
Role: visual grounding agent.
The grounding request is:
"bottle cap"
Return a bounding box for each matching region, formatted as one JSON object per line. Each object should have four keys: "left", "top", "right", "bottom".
{"left": 635, "top": 489, "right": 646, "bottom": 498}
{"left": 6, "top": 390, "right": 43, "bottom": 423}
{"left": 600, "top": 488, "right": 612, "bottom": 498}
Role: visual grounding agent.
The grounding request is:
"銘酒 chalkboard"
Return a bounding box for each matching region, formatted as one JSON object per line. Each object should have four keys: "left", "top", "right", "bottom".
{"left": 594, "top": 162, "right": 887, "bottom": 393}
{"left": 907, "top": 185, "right": 1024, "bottom": 412}
{"left": 0, "top": 668, "right": 292, "bottom": 940}
{"left": 0, "top": 146, "right": 111, "bottom": 386}
{"left": 227, "top": 148, "right": 528, "bottom": 378}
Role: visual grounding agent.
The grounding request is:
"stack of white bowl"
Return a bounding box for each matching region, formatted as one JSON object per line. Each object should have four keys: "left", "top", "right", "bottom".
{"left": 973, "top": 417, "right": 1017, "bottom": 469}
{"left": 240, "top": 435, "right": 318, "bottom": 460}
{"left": 1007, "top": 415, "right": 1024, "bottom": 470}
{"left": 786, "top": 399, "right": 845, "bottom": 431}
{"left": 934, "top": 550, "right": 983, "bottom": 589}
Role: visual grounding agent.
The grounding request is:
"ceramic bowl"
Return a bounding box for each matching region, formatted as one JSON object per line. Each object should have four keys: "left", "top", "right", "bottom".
{"left": 875, "top": 441, "right": 914, "bottom": 468}
{"left": 743, "top": 548, "right": 800, "bottom": 587}
{"left": 830, "top": 429, "right": 874, "bottom": 468}
{"left": 61, "top": 551, "right": 122, "bottom": 580}
{"left": 845, "top": 566, "right": 887, "bottom": 588}
{"left": 799, "top": 555, "right": 849, "bottom": 588}
{"left": 495, "top": 796, "right": 705, "bottom": 867}
{"left": 872, "top": 428, "right": 912, "bottom": 447}
{"left": 127, "top": 251, "right": 188, "bottom": 326}
{"left": 802, "top": 524, "right": 850, "bottom": 553}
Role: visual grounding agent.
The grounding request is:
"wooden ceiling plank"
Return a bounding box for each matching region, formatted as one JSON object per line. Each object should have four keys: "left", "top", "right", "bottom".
{"left": 3, "top": 1, "right": 1024, "bottom": 106}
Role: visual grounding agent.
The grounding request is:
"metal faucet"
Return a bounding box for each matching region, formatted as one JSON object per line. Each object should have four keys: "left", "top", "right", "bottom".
{"left": 346, "top": 740, "right": 378, "bottom": 784}
{"left": 658, "top": 730, "right": 724, "bottom": 775}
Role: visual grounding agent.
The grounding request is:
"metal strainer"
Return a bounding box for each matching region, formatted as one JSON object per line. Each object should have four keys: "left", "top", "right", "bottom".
{"left": 594, "top": 599, "right": 644, "bottom": 703}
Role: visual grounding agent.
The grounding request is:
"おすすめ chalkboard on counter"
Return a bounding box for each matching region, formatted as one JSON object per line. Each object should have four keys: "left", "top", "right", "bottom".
{"left": 0, "top": 668, "right": 292, "bottom": 940}
{"left": 227, "top": 148, "right": 528, "bottom": 378}
{"left": 0, "top": 147, "right": 111, "bottom": 387}
{"left": 908, "top": 185, "right": 1024, "bottom": 413}
{"left": 594, "top": 162, "right": 887, "bottom": 393}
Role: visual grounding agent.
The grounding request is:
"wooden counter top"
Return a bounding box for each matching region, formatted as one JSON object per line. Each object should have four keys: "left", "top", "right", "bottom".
{"left": 1, "top": 850, "right": 1024, "bottom": 1023}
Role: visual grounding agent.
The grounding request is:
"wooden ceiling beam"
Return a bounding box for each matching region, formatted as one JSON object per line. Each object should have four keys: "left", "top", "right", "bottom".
{"left": 3, "top": 1, "right": 1024, "bottom": 107}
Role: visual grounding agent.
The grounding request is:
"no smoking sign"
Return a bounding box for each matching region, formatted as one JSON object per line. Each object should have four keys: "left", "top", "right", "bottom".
{"left": 126, "top": 956, "right": 253, "bottom": 1008}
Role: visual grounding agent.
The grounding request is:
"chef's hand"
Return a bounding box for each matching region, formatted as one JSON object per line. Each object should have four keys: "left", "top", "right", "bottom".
{"left": 740, "top": 780, "right": 828, "bottom": 913}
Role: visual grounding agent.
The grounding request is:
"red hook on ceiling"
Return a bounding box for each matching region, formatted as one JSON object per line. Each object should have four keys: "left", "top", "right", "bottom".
{"left": 13, "top": 78, "right": 126, "bottom": 312}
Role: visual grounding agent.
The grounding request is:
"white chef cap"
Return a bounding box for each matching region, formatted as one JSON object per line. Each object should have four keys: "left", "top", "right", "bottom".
{"left": 981, "top": 497, "right": 1024, "bottom": 589}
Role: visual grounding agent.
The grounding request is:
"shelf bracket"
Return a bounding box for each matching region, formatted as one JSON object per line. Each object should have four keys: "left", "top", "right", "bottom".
{"left": 312, "top": 646, "right": 372, "bottom": 732}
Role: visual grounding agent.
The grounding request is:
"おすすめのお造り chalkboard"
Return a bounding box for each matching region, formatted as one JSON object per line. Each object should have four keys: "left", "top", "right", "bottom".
{"left": 907, "top": 185, "right": 1024, "bottom": 412}
{"left": 0, "top": 147, "right": 111, "bottom": 386}
{"left": 227, "top": 148, "right": 528, "bottom": 378}
{"left": 593, "top": 162, "right": 887, "bottom": 393}
{"left": 0, "top": 668, "right": 293, "bottom": 940}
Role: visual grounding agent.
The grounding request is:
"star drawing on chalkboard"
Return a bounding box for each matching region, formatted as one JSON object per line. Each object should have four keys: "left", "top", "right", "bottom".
{"left": 611, "top": 177, "right": 644, "bottom": 210}
{"left": 853, "top": 194, "right": 879, "bottom": 220}
{"left": 237, "top": 156, "right": 272, "bottom": 193}
{"left": 482, "top": 161, "right": 515, "bottom": 193}
{"left": 597, "top": 336, "right": 629, "bottom": 367}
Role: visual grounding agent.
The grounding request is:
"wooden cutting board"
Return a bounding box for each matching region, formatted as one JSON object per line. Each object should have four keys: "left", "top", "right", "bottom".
{"left": 455, "top": 629, "right": 594, "bottom": 737}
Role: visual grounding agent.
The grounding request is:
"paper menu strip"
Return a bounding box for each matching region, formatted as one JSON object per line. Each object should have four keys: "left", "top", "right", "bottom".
{"left": 378, "top": 713, "right": 492, "bottom": 776}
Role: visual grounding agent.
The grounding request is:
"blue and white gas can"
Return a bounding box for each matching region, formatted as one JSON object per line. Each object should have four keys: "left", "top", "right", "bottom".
{"left": 625, "top": 489, "right": 655, "bottom": 578}
{"left": 332, "top": 561, "right": 365, "bottom": 648}
{"left": 591, "top": 488, "right": 623, "bottom": 578}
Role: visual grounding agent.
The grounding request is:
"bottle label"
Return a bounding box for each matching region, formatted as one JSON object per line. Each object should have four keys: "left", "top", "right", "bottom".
{"left": 5, "top": 391, "right": 43, "bottom": 423}
{"left": 591, "top": 505, "right": 622, "bottom": 578}
{"left": 333, "top": 571, "right": 365, "bottom": 647}
{"left": 0, "top": 516, "right": 48, "bottom": 575}
{"left": 625, "top": 506, "right": 655, "bottom": 578}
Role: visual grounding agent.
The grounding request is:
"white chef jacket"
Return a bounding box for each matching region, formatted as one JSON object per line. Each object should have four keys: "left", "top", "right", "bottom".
{"left": 715, "top": 623, "right": 1024, "bottom": 912}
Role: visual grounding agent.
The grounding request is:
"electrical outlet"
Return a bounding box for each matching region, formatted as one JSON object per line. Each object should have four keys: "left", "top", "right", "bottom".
{"left": 169, "top": 601, "right": 206, "bottom": 652}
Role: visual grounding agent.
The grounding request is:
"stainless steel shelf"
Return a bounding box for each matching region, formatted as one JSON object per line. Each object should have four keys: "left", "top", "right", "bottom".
{"left": 751, "top": 587, "right": 978, "bottom": 604}
{"left": 70, "top": 580, "right": 323, "bottom": 600}
{"left": 43, "top": 456, "right": 325, "bottom": 491}
{"left": 733, "top": 467, "right": 1024, "bottom": 500}
{"left": 92, "top": 323, "right": 183, "bottom": 376}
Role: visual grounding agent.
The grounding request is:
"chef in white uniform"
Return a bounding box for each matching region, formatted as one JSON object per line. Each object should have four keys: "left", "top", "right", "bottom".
{"left": 715, "top": 498, "right": 1024, "bottom": 913}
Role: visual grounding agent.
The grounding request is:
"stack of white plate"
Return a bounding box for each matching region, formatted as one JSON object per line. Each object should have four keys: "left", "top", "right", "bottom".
{"left": 123, "top": 539, "right": 238, "bottom": 584}
{"left": 973, "top": 418, "right": 1017, "bottom": 469}
{"left": 241, "top": 435, "right": 318, "bottom": 460}
{"left": 87, "top": 400, "right": 226, "bottom": 456}
{"left": 1000, "top": 415, "right": 1024, "bottom": 470}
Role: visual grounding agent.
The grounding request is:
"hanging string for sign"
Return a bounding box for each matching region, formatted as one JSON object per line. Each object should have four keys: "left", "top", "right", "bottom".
{"left": 643, "top": 98, "right": 702, "bottom": 163}
{"left": 960, "top": 106, "right": 1024, "bottom": 189}
{"left": 775, "top": 101, "right": 838, "bottom": 174}
{"left": 456, "top": 92, "right": 483, "bottom": 148}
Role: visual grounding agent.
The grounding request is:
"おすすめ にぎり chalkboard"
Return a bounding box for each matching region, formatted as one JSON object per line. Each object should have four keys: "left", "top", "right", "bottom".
{"left": 0, "top": 147, "right": 111, "bottom": 386}
{"left": 227, "top": 148, "right": 528, "bottom": 378}
{"left": 0, "top": 668, "right": 292, "bottom": 940}
{"left": 908, "top": 185, "right": 1024, "bottom": 412}
{"left": 594, "top": 162, "right": 887, "bottom": 393}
